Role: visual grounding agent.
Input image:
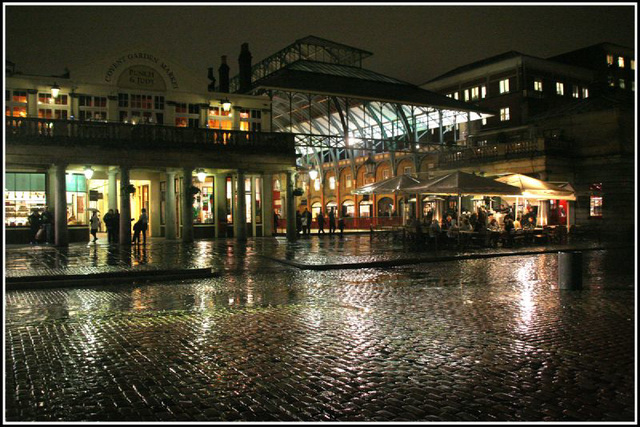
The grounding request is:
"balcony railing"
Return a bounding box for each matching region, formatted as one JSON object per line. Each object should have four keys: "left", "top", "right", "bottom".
{"left": 6, "top": 117, "right": 295, "bottom": 154}
{"left": 437, "top": 138, "right": 570, "bottom": 166}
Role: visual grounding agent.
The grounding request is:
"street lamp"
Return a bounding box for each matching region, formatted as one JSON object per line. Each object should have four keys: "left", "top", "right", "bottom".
{"left": 196, "top": 169, "right": 207, "bottom": 183}
{"left": 308, "top": 168, "right": 318, "bottom": 181}
{"left": 51, "top": 82, "right": 61, "bottom": 99}
{"left": 83, "top": 166, "right": 94, "bottom": 180}
{"left": 220, "top": 98, "right": 232, "bottom": 112}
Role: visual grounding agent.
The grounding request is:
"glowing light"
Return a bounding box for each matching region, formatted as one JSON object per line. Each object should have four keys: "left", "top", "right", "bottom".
{"left": 308, "top": 169, "right": 318, "bottom": 180}
{"left": 196, "top": 170, "right": 207, "bottom": 182}
{"left": 83, "top": 166, "right": 94, "bottom": 180}
{"left": 51, "top": 82, "right": 60, "bottom": 98}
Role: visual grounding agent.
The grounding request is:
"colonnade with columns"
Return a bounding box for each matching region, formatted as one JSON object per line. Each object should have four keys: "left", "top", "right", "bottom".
{"left": 45, "top": 163, "right": 296, "bottom": 246}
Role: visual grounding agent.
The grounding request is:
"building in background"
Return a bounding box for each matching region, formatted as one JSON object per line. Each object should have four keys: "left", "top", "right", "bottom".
{"left": 5, "top": 46, "right": 296, "bottom": 244}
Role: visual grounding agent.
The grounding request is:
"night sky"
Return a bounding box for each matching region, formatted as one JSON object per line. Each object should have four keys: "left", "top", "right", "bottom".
{"left": 4, "top": 4, "right": 636, "bottom": 88}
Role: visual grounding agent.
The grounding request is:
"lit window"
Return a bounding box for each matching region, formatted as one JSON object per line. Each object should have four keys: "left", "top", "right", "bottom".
{"left": 499, "top": 79, "right": 510, "bottom": 94}
{"left": 481, "top": 85, "right": 486, "bottom": 98}
{"left": 345, "top": 174, "right": 352, "bottom": 188}
{"left": 329, "top": 176, "right": 335, "bottom": 190}
{"left": 590, "top": 196, "right": 603, "bottom": 217}
{"left": 572, "top": 86, "right": 580, "bottom": 98}
{"left": 464, "top": 89, "right": 470, "bottom": 101}
{"left": 632, "top": 81, "right": 635, "bottom": 92}
{"left": 631, "top": 60, "right": 635, "bottom": 70}
{"left": 618, "top": 56, "right": 624, "bottom": 68}
{"left": 447, "top": 93, "right": 453, "bottom": 98}
{"left": 500, "top": 107, "right": 510, "bottom": 121}
{"left": 556, "top": 82, "right": 564, "bottom": 95}
{"left": 471, "top": 87, "right": 480, "bottom": 100}
{"left": 453, "top": 92, "right": 459, "bottom": 100}
{"left": 314, "top": 179, "right": 320, "bottom": 191}
{"left": 482, "top": 118, "right": 487, "bottom": 126}
{"left": 534, "top": 79, "right": 543, "bottom": 92}
{"left": 383, "top": 169, "right": 390, "bottom": 179}
{"left": 619, "top": 79, "right": 625, "bottom": 89}
{"left": 606, "top": 54, "right": 614, "bottom": 65}
{"left": 12, "top": 91, "right": 27, "bottom": 103}
{"left": 582, "top": 88, "right": 589, "bottom": 98}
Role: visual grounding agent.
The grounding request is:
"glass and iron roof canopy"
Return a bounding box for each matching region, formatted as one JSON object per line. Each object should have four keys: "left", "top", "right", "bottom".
{"left": 229, "top": 36, "right": 493, "bottom": 159}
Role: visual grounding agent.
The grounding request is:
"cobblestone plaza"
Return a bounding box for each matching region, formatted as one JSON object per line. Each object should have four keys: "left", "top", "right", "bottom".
{"left": 4, "top": 236, "right": 636, "bottom": 422}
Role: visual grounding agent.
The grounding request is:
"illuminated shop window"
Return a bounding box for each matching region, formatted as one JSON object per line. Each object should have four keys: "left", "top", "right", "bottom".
{"left": 208, "top": 106, "right": 232, "bottom": 130}
{"left": 313, "top": 179, "right": 320, "bottom": 191}
{"left": 617, "top": 56, "right": 625, "bottom": 68}
{"left": 4, "top": 173, "right": 47, "bottom": 227}
{"left": 192, "top": 176, "right": 215, "bottom": 224}
{"left": 238, "top": 108, "right": 261, "bottom": 132}
{"left": 38, "top": 93, "right": 68, "bottom": 105}
{"left": 582, "top": 88, "right": 589, "bottom": 98}
{"left": 589, "top": 183, "right": 603, "bottom": 218}
{"left": 118, "top": 92, "right": 164, "bottom": 124}
{"left": 499, "top": 79, "right": 510, "bottom": 94}
{"left": 606, "top": 54, "right": 614, "bottom": 65}
{"left": 329, "top": 176, "right": 336, "bottom": 190}
{"left": 470, "top": 86, "right": 480, "bottom": 100}
{"left": 65, "top": 173, "right": 88, "bottom": 225}
{"left": 556, "top": 82, "right": 564, "bottom": 95}
{"left": 500, "top": 107, "right": 510, "bottom": 121}
{"left": 12, "top": 90, "right": 27, "bottom": 103}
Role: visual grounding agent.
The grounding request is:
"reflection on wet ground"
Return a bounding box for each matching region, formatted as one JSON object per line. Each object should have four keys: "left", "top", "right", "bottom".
{"left": 4, "top": 236, "right": 636, "bottom": 421}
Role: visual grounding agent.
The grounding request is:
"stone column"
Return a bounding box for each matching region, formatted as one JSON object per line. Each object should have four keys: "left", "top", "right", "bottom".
{"left": 262, "top": 173, "right": 274, "bottom": 236}
{"left": 235, "top": 170, "right": 247, "bottom": 241}
{"left": 214, "top": 173, "right": 227, "bottom": 238}
{"left": 182, "top": 167, "right": 194, "bottom": 242}
{"left": 53, "top": 163, "right": 69, "bottom": 246}
{"left": 165, "top": 170, "right": 177, "bottom": 240}
{"left": 285, "top": 171, "right": 296, "bottom": 241}
{"left": 27, "top": 90, "right": 38, "bottom": 117}
{"left": 108, "top": 169, "right": 118, "bottom": 211}
{"left": 119, "top": 166, "right": 132, "bottom": 245}
{"left": 107, "top": 95, "right": 118, "bottom": 122}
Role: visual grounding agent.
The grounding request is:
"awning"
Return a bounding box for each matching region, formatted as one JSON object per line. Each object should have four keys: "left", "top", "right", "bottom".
{"left": 352, "top": 174, "right": 427, "bottom": 195}
{"left": 404, "top": 171, "right": 522, "bottom": 196}
{"left": 495, "top": 174, "right": 576, "bottom": 201}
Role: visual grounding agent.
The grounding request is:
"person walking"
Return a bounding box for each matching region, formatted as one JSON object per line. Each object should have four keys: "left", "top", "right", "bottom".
{"left": 41, "top": 206, "right": 54, "bottom": 244}
{"left": 90, "top": 211, "right": 100, "bottom": 242}
{"left": 103, "top": 209, "right": 116, "bottom": 243}
{"left": 273, "top": 210, "right": 280, "bottom": 235}
{"left": 300, "top": 210, "right": 308, "bottom": 237}
{"left": 139, "top": 208, "right": 149, "bottom": 244}
{"left": 28, "top": 208, "right": 42, "bottom": 244}
{"left": 317, "top": 211, "right": 325, "bottom": 234}
{"left": 305, "top": 208, "right": 312, "bottom": 235}
{"left": 328, "top": 208, "right": 336, "bottom": 235}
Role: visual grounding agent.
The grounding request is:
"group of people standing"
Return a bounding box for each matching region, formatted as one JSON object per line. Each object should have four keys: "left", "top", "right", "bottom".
{"left": 28, "top": 206, "right": 148, "bottom": 245}
{"left": 27, "top": 206, "right": 54, "bottom": 244}
{"left": 294, "top": 207, "right": 345, "bottom": 236}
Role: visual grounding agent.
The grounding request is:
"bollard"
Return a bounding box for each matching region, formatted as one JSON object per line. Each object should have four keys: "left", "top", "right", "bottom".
{"left": 557, "top": 251, "right": 583, "bottom": 290}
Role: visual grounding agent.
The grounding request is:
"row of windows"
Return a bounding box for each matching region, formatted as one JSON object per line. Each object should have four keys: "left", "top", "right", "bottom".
{"left": 448, "top": 78, "right": 592, "bottom": 101}
{"left": 606, "top": 55, "right": 635, "bottom": 70}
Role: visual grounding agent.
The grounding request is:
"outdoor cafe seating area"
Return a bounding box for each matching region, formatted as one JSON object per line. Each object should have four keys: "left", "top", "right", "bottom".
{"left": 354, "top": 171, "right": 575, "bottom": 251}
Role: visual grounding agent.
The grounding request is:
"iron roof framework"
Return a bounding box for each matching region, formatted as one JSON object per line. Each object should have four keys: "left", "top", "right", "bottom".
{"left": 229, "top": 36, "right": 492, "bottom": 173}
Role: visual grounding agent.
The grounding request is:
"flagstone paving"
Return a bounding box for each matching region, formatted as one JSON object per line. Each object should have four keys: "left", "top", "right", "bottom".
{"left": 4, "top": 235, "right": 636, "bottom": 421}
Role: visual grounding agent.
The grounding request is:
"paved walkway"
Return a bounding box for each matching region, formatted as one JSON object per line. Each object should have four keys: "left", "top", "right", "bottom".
{"left": 4, "top": 234, "right": 636, "bottom": 422}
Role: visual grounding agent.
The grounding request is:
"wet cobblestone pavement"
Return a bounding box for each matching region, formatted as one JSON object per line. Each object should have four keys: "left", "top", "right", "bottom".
{"left": 4, "top": 235, "right": 636, "bottom": 422}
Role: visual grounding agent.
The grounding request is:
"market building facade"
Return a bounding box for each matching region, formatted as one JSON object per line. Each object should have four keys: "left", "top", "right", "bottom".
{"left": 5, "top": 46, "right": 297, "bottom": 245}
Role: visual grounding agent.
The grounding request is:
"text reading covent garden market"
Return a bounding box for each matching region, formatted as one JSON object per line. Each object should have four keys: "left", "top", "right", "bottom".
{"left": 104, "top": 52, "right": 180, "bottom": 89}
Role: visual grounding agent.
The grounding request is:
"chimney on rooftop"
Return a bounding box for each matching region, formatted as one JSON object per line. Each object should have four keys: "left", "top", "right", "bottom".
{"left": 218, "top": 55, "right": 230, "bottom": 93}
{"left": 207, "top": 67, "right": 216, "bottom": 92}
{"left": 238, "top": 43, "right": 252, "bottom": 93}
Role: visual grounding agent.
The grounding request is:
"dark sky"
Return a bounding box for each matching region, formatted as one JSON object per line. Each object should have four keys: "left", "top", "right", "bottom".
{"left": 4, "top": 4, "right": 636, "bottom": 87}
